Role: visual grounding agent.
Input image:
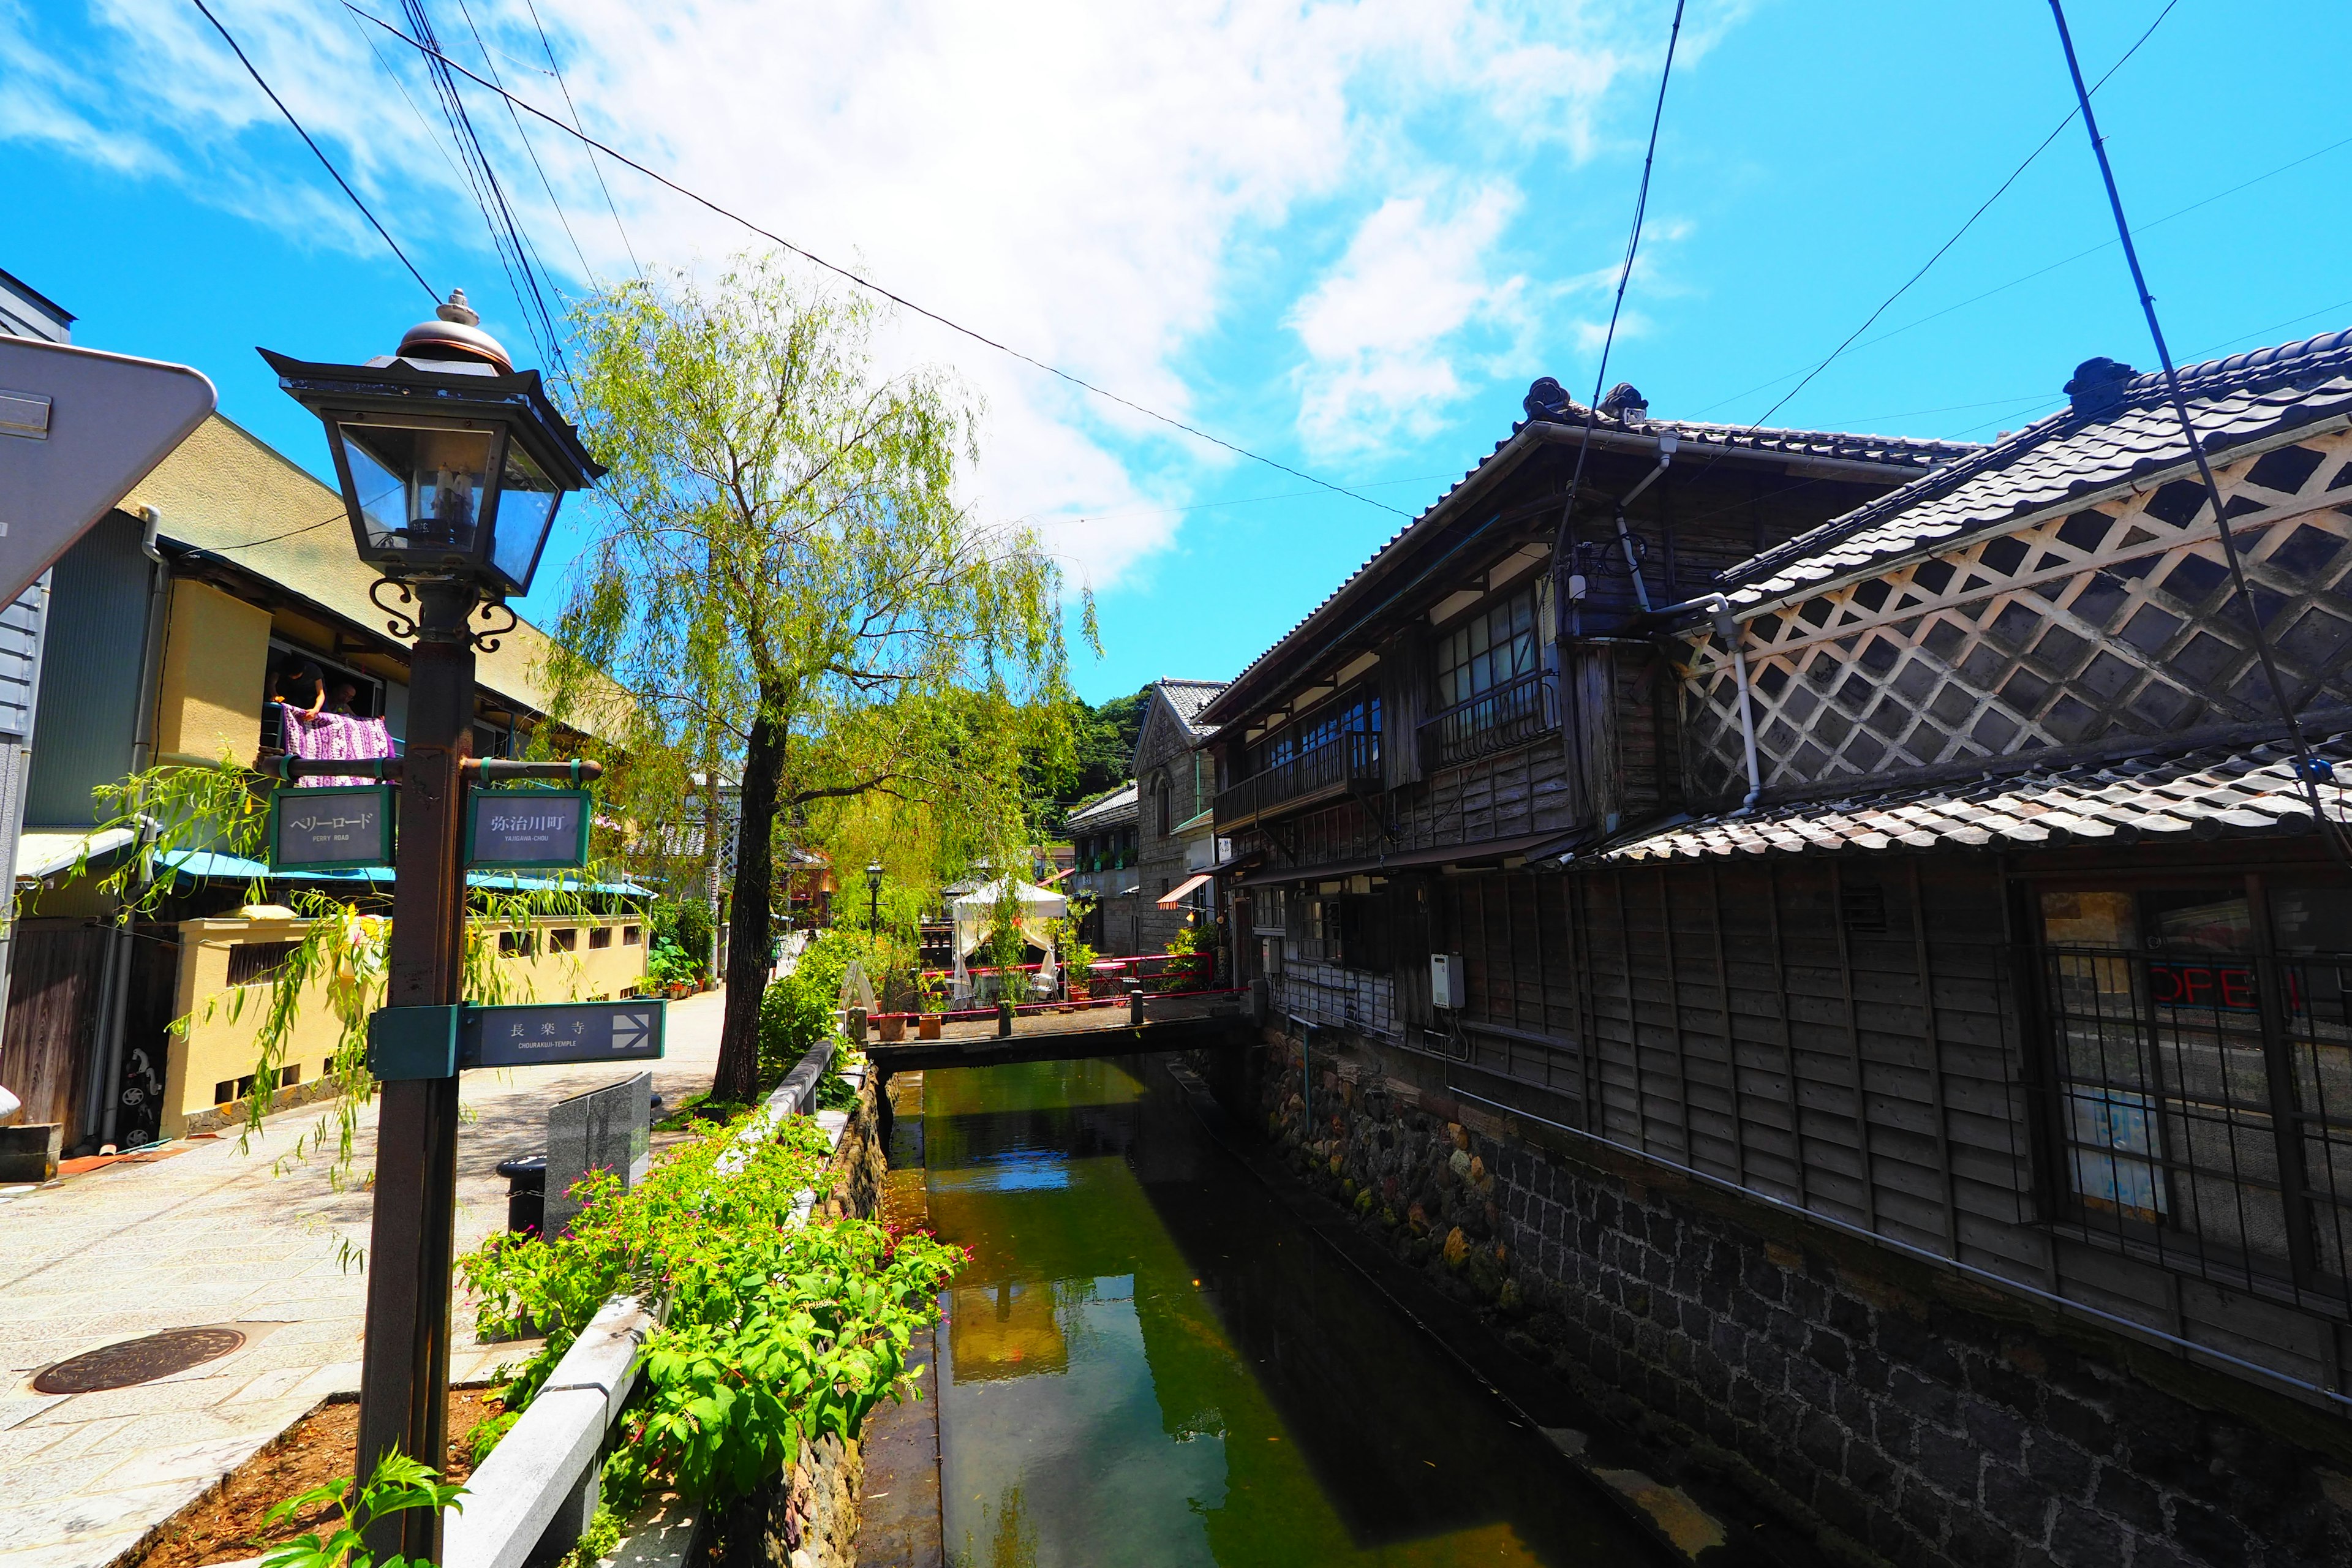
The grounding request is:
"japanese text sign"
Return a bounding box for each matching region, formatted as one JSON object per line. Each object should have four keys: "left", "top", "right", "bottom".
{"left": 268, "top": 784, "right": 394, "bottom": 870}
{"left": 466, "top": 786, "right": 590, "bottom": 869}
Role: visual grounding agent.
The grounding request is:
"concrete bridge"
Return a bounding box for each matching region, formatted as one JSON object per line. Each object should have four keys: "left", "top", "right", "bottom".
{"left": 860, "top": 991, "right": 1255, "bottom": 1074}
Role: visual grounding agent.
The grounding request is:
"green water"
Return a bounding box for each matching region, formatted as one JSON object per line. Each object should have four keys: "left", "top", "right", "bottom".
{"left": 893, "top": 1057, "right": 1666, "bottom": 1568}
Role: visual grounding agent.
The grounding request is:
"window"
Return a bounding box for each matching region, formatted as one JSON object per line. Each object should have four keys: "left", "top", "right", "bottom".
{"left": 549, "top": 927, "right": 578, "bottom": 953}
{"left": 500, "top": 929, "right": 538, "bottom": 957}
{"left": 1423, "top": 585, "right": 1552, "bottom": 767}
{"left": 228, "top": 941, "right": 300, "bottom": 989}
{"left": 1156, "top": 777, "right": 1173, "bottom": 837}
{"left": 589, "top": 926, "right": 614, "bottom": 949}
{"left": 623, "top": 925, "right": 643, "bottom": 946}
{"left": 1255, "top": 887, "right": 1288, "bottom": 936}
{"left": 1245, "top": 690, "right": 1382, "bottom": 781}
{"left": 2037, "top": 880, "right": 2352, "bottom": 1308}
{"left": 279, "top": 1064, "right": 301, "bottom": 1088}
{"left": 214, "top": 1073, "right": 258, "bottom": 1106}
{"left": 1436, "top": 585, "right": 1540, "bottom": 710}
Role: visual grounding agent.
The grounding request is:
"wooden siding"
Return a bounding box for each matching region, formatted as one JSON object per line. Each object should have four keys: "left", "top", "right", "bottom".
{"left": 0, "top": 921, "right": 107, "bottom": 1133}
{"left": 1385, "top": 856, "right": 2352, "bottom": 1405}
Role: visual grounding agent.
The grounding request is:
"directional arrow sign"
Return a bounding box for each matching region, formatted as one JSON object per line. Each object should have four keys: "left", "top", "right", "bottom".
{"left": 461, "top": 998, "right": 667, "bottom": 1069}
{"left": 0, "top": 337, "right": 216, "bottom": 606}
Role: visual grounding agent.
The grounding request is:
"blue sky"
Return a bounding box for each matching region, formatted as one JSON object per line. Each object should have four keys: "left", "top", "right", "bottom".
{"left": 7, "top": 1, "right": 2350, "bottom": 705}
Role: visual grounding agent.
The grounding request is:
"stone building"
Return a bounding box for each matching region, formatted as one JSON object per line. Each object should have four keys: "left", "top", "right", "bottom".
{"left": 1133, "top": 677, "right": 1227, "bottom": 957}
{"left": 1208, "top": 338, "right": 2352, "bottom": 1567}
{"left": 1063, "top": 781, "right": 1139, "bottom": 954}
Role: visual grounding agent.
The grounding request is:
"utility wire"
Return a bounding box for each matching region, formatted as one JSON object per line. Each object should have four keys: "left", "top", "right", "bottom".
{"left": 2046, "top": 0, "right": 2352, "bottom": 867}
{"left": 187, "top": 0, "right": 436, "bottom": 302}
{"left": 521, "top": 0, "right": 642, "bottom": 279}
{"left": 1551, "top": 0, "right": 1687, "bottom": 596}
{"left": 342, "top": 2, "right": 1409, "bottom": 519}
{"left": 456, "top": 0, "right": 595, "bottom": 286}
{"left": 1732, "top": 0, "right": 2179, "bottom": 439}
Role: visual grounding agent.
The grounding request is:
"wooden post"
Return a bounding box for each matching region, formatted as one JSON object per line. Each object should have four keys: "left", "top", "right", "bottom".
{"left": 356, "top": 579, "right": 476, "bottom": 1561}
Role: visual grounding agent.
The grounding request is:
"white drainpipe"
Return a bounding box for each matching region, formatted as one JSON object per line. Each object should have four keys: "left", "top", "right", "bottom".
{"left": 1653, "top": 591, "right": 1762, "bottom": 814}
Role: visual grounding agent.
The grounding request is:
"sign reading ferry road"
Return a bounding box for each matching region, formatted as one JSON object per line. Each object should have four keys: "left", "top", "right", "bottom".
{"left": 462, "top": 1000, "right": 665, "bottom": 1069}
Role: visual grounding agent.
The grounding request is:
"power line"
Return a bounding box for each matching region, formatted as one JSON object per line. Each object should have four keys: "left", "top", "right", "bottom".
{"left": 1694, "top": 122, "right": 2352, "bottom": 420}
{"left": 456, "top": 0, "right": 594, "bottom": 286}
{"left": 521, "top": 0, "right": 642, "bottom": 279}
{"left": 1730, "top": 0, "right": 2179, "bottom": 438}
{"left": 1552, "top": 0, "right": 1687, "bottom": 589}
{"left": 342, "top": 2, "right": 1410, "bottom": 519}
{"left": 2047, "top": 0, "right": 2352, "bottom": 869}
{"left": 187, "top": 0, "right": 437, "bottom": 302}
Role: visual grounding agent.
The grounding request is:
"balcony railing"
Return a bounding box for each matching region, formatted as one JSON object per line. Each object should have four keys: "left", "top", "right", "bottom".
{"left": 1215, "top": 731, "right": 1381, "bottom": 826}
{"left": 1417, "top": 670, "right": 1558, "bottom": 771}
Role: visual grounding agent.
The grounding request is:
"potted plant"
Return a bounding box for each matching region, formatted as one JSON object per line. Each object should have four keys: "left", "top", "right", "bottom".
{"left": 916, "top": 971, "right": 944, "bottom": 1040}
{"left": 1063, "top": 933, "right": 1098, "bottom": 1002}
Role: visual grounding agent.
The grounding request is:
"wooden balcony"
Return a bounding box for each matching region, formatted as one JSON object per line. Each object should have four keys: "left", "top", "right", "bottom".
{"left": 1214, "top": 731, "right": 1382, "bottom": 830}
{"left": 1416, "top": 671, "right": 1558, "bottom": 771}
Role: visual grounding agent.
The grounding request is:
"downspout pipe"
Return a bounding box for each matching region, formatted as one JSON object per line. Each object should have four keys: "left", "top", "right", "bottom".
{"left": 94, "top": 508, "right": 173, "bottom": 1148}
{"left": 1609, "top": 430, "right": 1677, "bottom": 614}
{"left": 1651, "top": 591, "right": 1762, "bottom": 814}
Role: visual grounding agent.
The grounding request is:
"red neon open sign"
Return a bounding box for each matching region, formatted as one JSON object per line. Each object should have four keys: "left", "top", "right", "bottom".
{"left": 2148, "top": 961, "right": 2258, "bottom": 1012}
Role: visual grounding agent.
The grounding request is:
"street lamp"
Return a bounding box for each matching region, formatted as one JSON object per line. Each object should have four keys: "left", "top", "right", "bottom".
{"left": 866, "top": 861, "right": 883, "bottom": 930}
{"left": 263, "top": 290, "right": 601, "bottom": 1561}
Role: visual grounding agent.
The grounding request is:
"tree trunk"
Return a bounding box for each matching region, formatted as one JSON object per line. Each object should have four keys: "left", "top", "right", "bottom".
{"left": 714, "top": 705, "right": 784, "bottom": 1101}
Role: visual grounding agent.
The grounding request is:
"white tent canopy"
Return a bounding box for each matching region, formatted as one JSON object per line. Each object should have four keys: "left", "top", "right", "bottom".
{"left": 948, "top": 876, "right": 1068, "bottom": 998}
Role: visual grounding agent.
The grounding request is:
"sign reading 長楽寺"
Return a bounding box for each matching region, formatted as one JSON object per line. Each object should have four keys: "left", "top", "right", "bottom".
{"left": 466, "top": 786, "right": 591, "bottom": 870}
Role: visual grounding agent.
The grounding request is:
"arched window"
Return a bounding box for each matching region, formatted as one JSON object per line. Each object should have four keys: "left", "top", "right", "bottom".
{"left": 1155, "top": 775, "right": 1172, "bottom": 837}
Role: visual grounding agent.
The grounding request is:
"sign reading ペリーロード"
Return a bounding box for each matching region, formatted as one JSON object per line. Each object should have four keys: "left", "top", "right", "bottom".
{"left": 269, "top": 784, "right": 394, "bottom": 870}
{"left": 466, "top": 786, "right": 590, "bottom": 869}
{"left": 464, "top": 999, "right": 665, "bottom": 1069}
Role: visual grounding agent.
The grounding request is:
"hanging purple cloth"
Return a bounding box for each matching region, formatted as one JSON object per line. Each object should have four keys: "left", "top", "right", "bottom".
{"left": 280, "top": 703, "right": 393, "bottom": 787}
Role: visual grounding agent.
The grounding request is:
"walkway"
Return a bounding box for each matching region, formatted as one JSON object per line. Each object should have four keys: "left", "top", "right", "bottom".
{"left": 0, "top": 990, "right": 731, "bottom": 1568}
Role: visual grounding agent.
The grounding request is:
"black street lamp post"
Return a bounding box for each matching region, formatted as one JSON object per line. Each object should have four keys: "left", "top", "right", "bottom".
{"left": 264, "top": 291, "right": 601, "bottom": 1559}
{"left": 866, "top": 861, "right": 883, "bottom": 931}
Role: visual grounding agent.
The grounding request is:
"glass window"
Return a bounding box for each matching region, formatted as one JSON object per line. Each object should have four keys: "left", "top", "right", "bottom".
{"left": 1436, "top": 585, "right": 1540, "bottom": 710}
{"left": 337, "top": 421, "right": 492, "bottom": 556}
{"left": 490, "top": 441, "right": 560, "bottom": 589}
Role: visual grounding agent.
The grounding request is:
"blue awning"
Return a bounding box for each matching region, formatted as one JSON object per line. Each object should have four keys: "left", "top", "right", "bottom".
{"left": 155, "top": 850, "right": 652, "bottom": 899}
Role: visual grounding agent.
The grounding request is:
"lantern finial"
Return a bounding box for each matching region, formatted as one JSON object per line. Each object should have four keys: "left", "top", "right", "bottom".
{"left": 398, "top": 288, "right": 511, "bottom": 373}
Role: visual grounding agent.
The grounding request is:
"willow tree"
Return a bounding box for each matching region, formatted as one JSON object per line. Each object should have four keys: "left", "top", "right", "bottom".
{"left": 549, "top": 254, "right": 1082, "bottom": 1099}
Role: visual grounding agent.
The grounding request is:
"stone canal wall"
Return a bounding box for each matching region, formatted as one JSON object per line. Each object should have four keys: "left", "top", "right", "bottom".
{"left": 1246, "top": 1029, "right": 2352, "bottom": 1568}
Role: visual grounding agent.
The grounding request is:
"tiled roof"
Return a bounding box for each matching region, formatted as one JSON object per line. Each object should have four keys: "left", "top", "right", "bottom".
{"left": 1202, "top": 390, "right": 1979, "bottom": 725}
{"left": 1717, "top": 326, "right": 2352, "bottom": 613}
{"left": 1154, "top": 678, "right": 1227, "bottom": 741}
{"left": 1065, "top": 782, "right": 1137, "bottom": 828}
{"left": 1578, "top": 731, "right": 2350, "bottom": 864}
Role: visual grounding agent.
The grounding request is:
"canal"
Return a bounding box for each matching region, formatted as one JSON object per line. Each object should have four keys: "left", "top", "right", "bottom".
{"left": 883, "top": 1054, "right": 1671, "bottom": 1568}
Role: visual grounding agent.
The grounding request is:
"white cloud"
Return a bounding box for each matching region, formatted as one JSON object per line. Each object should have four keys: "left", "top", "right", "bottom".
{"left": 1287, "top": 184, "right": 1530, "bottom": 458}
{"left": 4, "top": 0, "right": 1694, "bottom": 586}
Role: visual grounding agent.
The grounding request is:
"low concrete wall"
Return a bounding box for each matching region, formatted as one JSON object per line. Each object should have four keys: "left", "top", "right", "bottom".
{"left": 1251, "top": 1028, "right": 2352, "bottom": 1568}
{"left": 165, "top": 911, "right": 649, "bottom": 1137}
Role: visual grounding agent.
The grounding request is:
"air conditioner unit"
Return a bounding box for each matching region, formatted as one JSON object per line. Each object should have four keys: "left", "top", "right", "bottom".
{"left": 1430, "top": 952, "right": 1465, "bottom": 1010}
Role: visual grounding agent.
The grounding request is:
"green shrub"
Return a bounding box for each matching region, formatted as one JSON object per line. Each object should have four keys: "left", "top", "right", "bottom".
{"left": 458, "top": 1113, "right": 963, "bottom": 1509}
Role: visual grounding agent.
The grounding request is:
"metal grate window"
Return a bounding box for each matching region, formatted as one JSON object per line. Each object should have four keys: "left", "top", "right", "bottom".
{"left": 2039, "top": 883, "right": 2352, "bottom": 1317}
{"left": 227, "top": 941, "right": 300, "bottom": 989}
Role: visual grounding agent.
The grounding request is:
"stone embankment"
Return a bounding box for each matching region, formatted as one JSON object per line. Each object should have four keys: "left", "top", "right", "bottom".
{"left": 1253, "top": 1029, "right": 2352, "bottom": 1568}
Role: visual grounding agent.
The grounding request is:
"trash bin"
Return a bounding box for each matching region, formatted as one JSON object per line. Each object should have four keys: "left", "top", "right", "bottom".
{"left": 496, "top": 1154, "right": 546, "bottom": 1237}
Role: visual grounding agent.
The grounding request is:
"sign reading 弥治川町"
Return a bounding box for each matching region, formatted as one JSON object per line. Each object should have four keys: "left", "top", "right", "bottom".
{"left": 465, "top": 999, "right": 665, "bottom": 1069}
{"left": 268, "top": 784, "right": 395, "bottom": 870}
{"left": 466, "top": 786, "right": 591, "bottom": 869}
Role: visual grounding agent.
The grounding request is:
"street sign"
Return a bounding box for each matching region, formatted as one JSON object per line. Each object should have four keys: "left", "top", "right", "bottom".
{"left": 466, "top": 999, "right": 665, "bottom": 1069}
{"left": 367, "top": 998, "right": 667, "bottom": 1079}
{"left": 270, "top": 785, "right": 396, "bottom": 870}
{"left": 0, "top": 337, "right": 216, "bottom": 606}
{"left": 466, "top": 787, "right": 591, "bottom": 869}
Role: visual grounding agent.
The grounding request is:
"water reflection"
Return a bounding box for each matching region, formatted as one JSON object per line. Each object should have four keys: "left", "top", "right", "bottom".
{"left": 906, "top": 1057, "right": 1664, "bottom": 1568}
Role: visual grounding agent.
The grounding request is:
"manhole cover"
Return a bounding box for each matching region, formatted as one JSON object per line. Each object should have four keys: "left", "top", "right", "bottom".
{"left": 32, "top": 1327, "right": 246, "bottom": 1394}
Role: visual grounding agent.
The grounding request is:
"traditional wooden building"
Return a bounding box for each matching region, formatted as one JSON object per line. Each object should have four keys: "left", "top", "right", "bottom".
{"left": 1133, "top": 677, "right": 1228, "bottom": 956}
{"left": 1216, "top": 340, "right": 2352, "bottom": 1567}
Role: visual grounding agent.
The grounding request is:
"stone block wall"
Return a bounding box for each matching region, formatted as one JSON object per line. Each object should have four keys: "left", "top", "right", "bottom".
{"left": 1252, "top": 1031, "right": 2352, "bottom": 1568}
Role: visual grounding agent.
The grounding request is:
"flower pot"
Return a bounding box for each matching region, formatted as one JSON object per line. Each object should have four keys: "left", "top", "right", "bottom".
{"left": 1068, "top": 978, "right": 1090, "bottom": 1003}
{"left": 918, "top": 1014, "right": 942, "bottom": 1040}
{"left": 878, "top": 1014, "right": 907, "bottom": 1043}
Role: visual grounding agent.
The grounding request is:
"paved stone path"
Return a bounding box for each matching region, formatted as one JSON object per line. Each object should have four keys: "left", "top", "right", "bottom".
{"left": 0, "top": 990, "right": 732, "bottom": 1568}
